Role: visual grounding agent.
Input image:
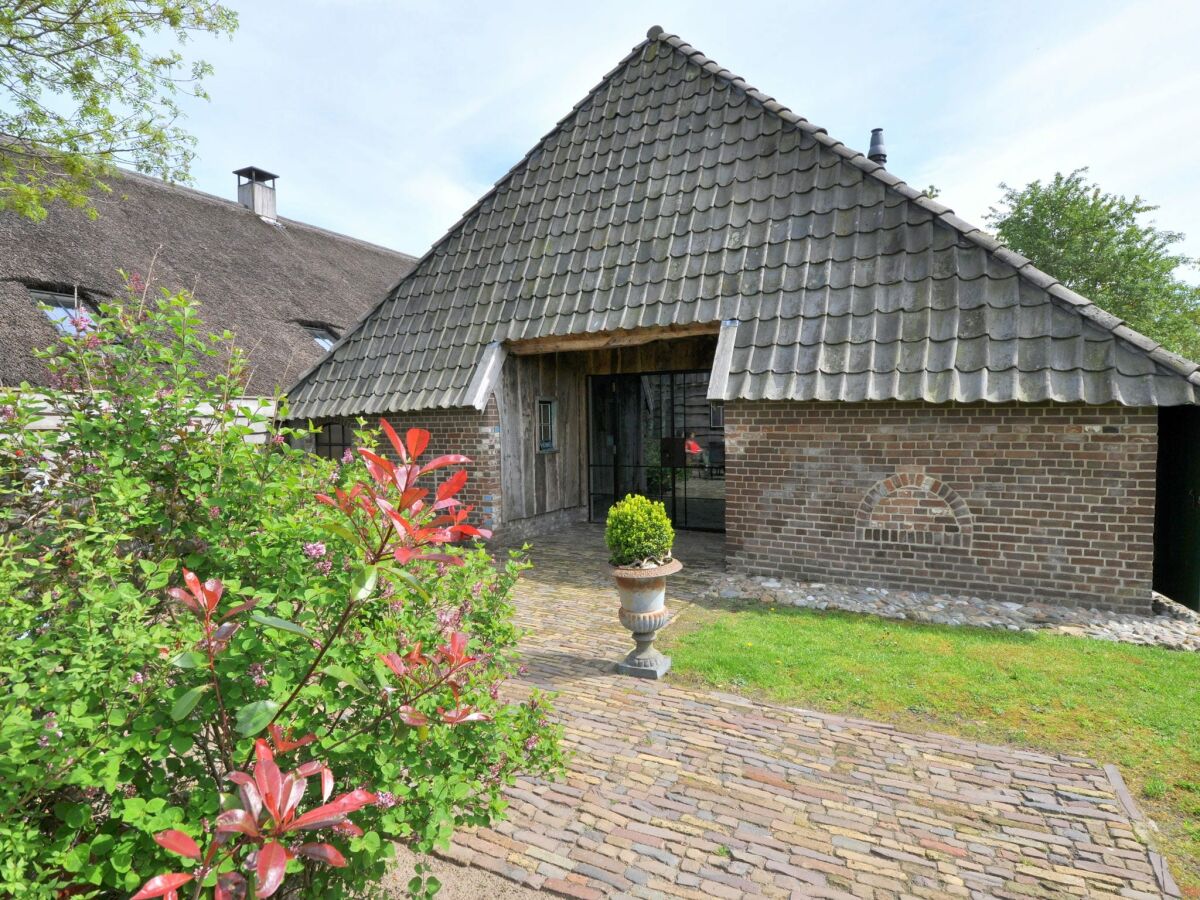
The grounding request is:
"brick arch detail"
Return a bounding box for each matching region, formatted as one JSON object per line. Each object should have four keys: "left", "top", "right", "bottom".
{"left": 855, "top": 472, "right": 974, "bottom": 549}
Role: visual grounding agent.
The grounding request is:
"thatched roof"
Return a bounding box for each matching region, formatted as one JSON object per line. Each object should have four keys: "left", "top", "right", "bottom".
{"left": 0, "top": 166, "right": 416, "bottom": 395}
{"left": 289, "top": 27, "right": 1199, "bottom": 417}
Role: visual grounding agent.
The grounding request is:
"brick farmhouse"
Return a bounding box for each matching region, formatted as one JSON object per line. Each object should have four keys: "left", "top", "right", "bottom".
{"left": 288, "top": 28, "right": 1200, "bottom": 614}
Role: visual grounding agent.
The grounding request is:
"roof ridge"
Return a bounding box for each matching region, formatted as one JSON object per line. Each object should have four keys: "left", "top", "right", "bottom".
{"left": 647, "top": 26, "right": 1200, "bottom": 388}
{"left": 288, "top": 34, "right": 659, "bottom": 397}
{"left": 110, "top": 167, "right": 418, "bottom": 262}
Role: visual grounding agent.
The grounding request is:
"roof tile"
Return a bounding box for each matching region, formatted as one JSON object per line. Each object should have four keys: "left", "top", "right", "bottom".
{"left": 287, "top": 30, "right": 1199, "bottom": 415}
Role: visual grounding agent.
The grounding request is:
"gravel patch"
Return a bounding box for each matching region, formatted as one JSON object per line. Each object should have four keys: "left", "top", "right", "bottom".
{"left": 709, "top": 574, "right": 1200, "bottom": 651}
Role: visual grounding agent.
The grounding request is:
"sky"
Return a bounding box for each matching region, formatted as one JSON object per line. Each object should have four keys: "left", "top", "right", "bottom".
{"left": 174, "top": 0, "right": 1200, "bottom": 272}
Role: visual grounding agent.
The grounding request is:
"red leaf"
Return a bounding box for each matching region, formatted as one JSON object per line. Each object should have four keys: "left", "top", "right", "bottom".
{"left": 215, "top": 808, "right": 260, "bottom": 837}
{"left": 131, "top": 873, "right": 193, "bottom": 900}
{"left": 220, "top": 597, "right": 260, "bottom": 622}
{"left": 268, "top": 723, "right": 316, "bottom": 753}
{"left": 332, "top": 820, "right": 363, "bottom": 837}
{"left": 405, "top": 427, "right": 430, "bottom": 460}
{"left": 314, "top": 493, "right": 336, "bottom": 507}
{"left": 286, "top": 789, "right": 378, "bottom": 832}
{"left": 183, "top": 568, "right": 201, "bottom": 598}
{"left": 166, "top": 587, "right": 200, "bottom": 613}
{"left": 436, "top": 469, "right": 468, "bottom": 502}
{"left": 357, "top": 448, "right": 396, "bottom": 486}
{"left": 253, "top": 739, "right": 283, "bottom": 822}
{"left": 437, "top": 632, "right": 474, "bottom": 667}
{"left": 321, "top": 765, "right": 333, "bottom": 803}
{"left": 227, "top": 771, "right": 263, "bottom": 821}
{"left": 201, "top": 577, "right": 223, "bottom": 613}
{"left": 398, "top": 486, "right": 428, "bottom": 511}
{"left": 279, "top": 772, "right": 308, "bottom": 821}
{"left": 397, "top": 705, "right": 428, "bottom": 727}
{"left": 256, "top": 841, "right": 289, "bottom": 898}
{"left": 379, "top": 418, "right": 406, "bottom": 461}
{"left": 439, "top": 706, "right": 491, "bottom": 724}
{"left": 295, "top": 760, "right": 334, "bottom": 802}
{"left": 296, "top": 842, "right": 348, "bottom": 867}
{"left": 451, "top": 524, "right": 490, "bottom": 540}
{"left": 153, "top": 829, "right": 201, "bottom": 860}
{"left": 418, "top": 453, "right": 470, "bottom": 476}
{"left": 379, "top": 651, "right": 407, "bottom": 678}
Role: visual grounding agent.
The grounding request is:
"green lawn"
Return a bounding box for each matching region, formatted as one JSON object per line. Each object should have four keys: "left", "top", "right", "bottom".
{"left": 664, "top": 600, "right": 1200, "bottom": 890}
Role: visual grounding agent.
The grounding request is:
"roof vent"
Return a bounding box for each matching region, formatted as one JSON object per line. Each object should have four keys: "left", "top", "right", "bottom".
{"left": 234, "top": 166, "right": 278, "bottom": 221}
{"left": 868, "top": 128, "right": 887, "bottom": 166}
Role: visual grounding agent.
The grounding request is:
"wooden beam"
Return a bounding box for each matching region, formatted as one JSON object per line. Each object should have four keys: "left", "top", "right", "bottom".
{"left": 505, "top": 321, "right": 721, "bottom": 356}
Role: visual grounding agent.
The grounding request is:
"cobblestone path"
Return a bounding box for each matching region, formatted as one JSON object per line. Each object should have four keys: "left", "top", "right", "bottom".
{"left": 443, "top": 525, "right": 1173, "bottom": 898}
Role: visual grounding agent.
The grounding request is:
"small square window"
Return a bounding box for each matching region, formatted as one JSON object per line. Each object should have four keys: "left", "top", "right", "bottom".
{"left": 303, "top": 323, "right": 339, "bottom": 352}
{"left": 709, "top": 401, "right": 725, "bottom": 429}
{"left": 537, "top": 399, "right": 557, "bottom": 452}
{"left": 313, "top": 421, "right": 352, "bottom": 460}
{"left": 30, "top": 289, "right": 93, "bottom": 336}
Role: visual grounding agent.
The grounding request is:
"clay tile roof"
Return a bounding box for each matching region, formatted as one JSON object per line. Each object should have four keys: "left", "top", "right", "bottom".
{"left": 0, "top": 166, "right": 416, "bottom": 395}
{"left": 287, "top": 26, "right": 1199, "bottom": 417}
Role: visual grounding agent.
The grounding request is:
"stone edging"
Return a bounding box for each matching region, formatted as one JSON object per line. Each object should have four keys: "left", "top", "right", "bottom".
{"left": 1103, "top": 763, "right": 1181, "bottom": 898}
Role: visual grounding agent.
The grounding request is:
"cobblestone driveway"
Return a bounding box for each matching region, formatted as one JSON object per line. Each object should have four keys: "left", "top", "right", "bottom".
{"left": 443, "top": 525, "right": 1174, "bottom": 898}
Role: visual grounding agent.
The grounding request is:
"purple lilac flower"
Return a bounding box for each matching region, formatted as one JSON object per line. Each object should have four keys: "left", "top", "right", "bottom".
{"left": 129, "top": 670, "right": 146, "bottom": 685}
{"left": 208, "top": 505, "right": 222, "bottom": 519}
{"left": 523, "top": 736, "right": 539, "bottom": 752}
{"left": 374, "top": 791, "right": 398, "bottom": 809}
{"left": 247, "top": 662, "right": 267, "bottom": 688}
{"left": 303, "top": 541, "right": 327, "bottom": 560}
{"left": 341, "top": 448, "right": 354, "bottom": 464}
{"left": 271, "top": 433, "right": 286, "bottom": 445}
{"left": 315, "top": 559, "right": 333, "bottom": 576}
{"left": 0, "top": 404, "right": 15, "bottom": 421}
{"left": 470, "top": 581, "right": 485, "bottom": 598}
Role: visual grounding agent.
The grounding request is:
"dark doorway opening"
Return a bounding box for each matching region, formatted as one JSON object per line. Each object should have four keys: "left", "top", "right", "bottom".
{"left": 1155, "top": 407, "right": 1200, "bottom": 610}
{"left": 588, "top": 372, "right": 725, "bottom": 532}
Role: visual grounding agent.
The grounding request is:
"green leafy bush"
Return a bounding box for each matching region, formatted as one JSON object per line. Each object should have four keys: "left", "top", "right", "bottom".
{"left": 604, "top": 494, "right": 674, "bottom": 567}
{"left": 0, "top": 280, "right": 563, "bottom": 897}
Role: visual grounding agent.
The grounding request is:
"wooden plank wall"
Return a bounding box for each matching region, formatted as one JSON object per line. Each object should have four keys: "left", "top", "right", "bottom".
{"left": 497, "top": 352, "right": 587, "bottom": 523}
{"left": 496, "top": 335, "right": 718, "bottom": 526}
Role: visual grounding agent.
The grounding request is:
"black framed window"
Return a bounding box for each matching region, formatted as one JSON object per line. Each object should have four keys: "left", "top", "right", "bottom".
{"left": 537, "top": 399, "right": 557, "bottom": 452}
{"left": 314, "top": 421, "right": 353, "bottom": 460}
{"left": 709, "top": 401, "right": 725, "bottom": 429}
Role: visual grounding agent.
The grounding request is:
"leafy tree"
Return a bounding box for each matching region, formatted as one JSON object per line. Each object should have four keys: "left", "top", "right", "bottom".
{"left": 0, "top": 1, "right": 238, "bottom": 220}
{"left": 986, "top": 168, "right": 1200, "bottom": 359}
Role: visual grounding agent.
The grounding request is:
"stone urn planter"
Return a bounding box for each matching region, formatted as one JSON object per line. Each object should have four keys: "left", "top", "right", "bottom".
{"left": 611, "top": 557, "right": 681, "bottom": 679}
{"left": 604, "top": 494, "right": 678, "bottom": 679}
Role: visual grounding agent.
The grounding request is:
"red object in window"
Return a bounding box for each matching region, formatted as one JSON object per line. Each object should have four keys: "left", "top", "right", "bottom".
{"left": 684, "top": 438, "right": 702, "bottom": 455}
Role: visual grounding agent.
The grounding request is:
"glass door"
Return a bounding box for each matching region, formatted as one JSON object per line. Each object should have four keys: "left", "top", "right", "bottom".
{"left": 588, "top": 372, "right": 724, "bottom": 531}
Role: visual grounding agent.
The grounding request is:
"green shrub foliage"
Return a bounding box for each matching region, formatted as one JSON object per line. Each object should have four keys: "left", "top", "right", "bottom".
{"left": 0, "top": 280, "right": 563, "bottom": 897}
{"left": 604, "top": 494, "right": 675, "bottom": 567}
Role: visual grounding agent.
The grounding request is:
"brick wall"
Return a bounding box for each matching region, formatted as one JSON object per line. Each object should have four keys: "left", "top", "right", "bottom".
{"left": 725, "top": 401, "right": 1158, "bottom": 613}
{"left": 372, "top": 400, "right": 502, "bottom": 529}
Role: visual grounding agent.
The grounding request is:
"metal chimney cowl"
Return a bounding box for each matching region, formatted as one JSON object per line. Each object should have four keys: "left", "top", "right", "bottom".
{"left": 868, "top": 128, "right": 887, "bottom": 166}
{"left": 233, "top": 166, "right": 279, "bottom": 221}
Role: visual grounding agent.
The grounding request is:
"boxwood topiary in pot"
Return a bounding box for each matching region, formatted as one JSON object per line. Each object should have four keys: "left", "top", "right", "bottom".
{"left": 605, "top": 494, "right": 679, "bottom": 678}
